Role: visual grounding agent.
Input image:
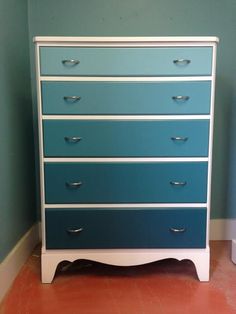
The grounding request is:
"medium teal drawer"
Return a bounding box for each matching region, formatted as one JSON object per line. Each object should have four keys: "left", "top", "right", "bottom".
{"left": 43, "top": 120, "right": 209, "bottom": 157}
{"left": 40, "top": 47, "right": 212, "bottom": 76}
{"left": 45, "top": 208, "right": 206, "bottom": 249}
{"left": 44, "top": 162, "right": 208, "bottom": 204}
{"left": 41, "top": 81, "right": 211, "bottom": 115}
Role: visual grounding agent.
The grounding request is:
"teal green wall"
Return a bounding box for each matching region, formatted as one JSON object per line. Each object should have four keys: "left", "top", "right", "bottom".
{"left": 28, "top": 0, "right": 236, "bottom": 218}
{"left": 0, "top": 0, "right": 36, "bottom": 262}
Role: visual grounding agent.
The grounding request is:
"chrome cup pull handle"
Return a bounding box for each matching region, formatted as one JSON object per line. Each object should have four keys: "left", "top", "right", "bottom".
{"left": 170, "top": 181, "right": 187, "bottom": 186}
{"left": 173, "top": 59, "right": 191, "bottom": 66}
{"left": 67, "top": 227, "right": 83, "bottom": 234}
{"left": 65, "top": 181, "right": 83, "bottom": 189}
{"left": 172, "top": 96, "right": 190, "bottom": 102}
{"left": 64, "top": 136, "right": 82, "bottom": 143}
{"left": 171, "top": 137, "right": 188, "bottom": 142}
{"left": 169, "top": 227, "right": 186, "bottom": 233}
{"left": 64, "top": 96, "right": 81, "bottom": 103}
{"left": 62, "top": 59, "right": 80, "bottom": 66}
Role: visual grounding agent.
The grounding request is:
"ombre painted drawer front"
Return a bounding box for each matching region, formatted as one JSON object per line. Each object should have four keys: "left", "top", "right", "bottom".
{"left": 45, "top": 208, "right": 207, "bottom": 249}
{"left": 41, "top": 81, "right": 211, "bottom": 115}
{"left": 43, "top": 120, "right": 209, "bottom": 157}
{"left": 40, "top": 47, "right": 212, "bottom": 76}
{"left": 44, "top": 162, "right": 208, "bottom": 204}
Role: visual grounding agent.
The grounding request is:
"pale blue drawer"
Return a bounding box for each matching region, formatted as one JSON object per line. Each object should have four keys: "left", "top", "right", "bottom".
{"left": 45, "top": 208, "right": 207, "bottom": 249}
{"left": 41, "top": 81, "right": 211, "bottom": 115}
{"left": 40, "top": 47, "right": 212, "bottom": 76}
{"left": 43, "top": 120, "right": 209, "bottom": 157}
{"left": 44, "top": 162, "right": 208, "bottom": 204}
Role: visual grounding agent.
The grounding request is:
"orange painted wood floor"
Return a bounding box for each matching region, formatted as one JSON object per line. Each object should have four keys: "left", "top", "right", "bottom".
{"left": 1, "top": 241, "right": 236, "bottom": 314}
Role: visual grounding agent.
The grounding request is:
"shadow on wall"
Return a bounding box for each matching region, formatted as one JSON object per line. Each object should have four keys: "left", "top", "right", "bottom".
{"left": 226, "top": 85, "right": 236, "bottom": 218}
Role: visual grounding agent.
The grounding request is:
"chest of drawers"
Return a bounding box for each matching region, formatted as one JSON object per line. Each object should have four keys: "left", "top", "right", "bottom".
{"left": 34, "top": 36, "right": 218, "bottom": 283}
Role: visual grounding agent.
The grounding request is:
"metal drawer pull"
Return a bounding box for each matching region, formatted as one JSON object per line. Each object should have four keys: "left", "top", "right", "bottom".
{"left": 173, "top": 59, "right": 191, "bottom": 65}
{"left": 64, "top": 96, "right": 81, "bottom": 102}
{"left": 64, "top": 136, "right": 82, "bottom": 143}
{"left": 67, "top": 227, "right": 83, "bottom": 234}
{"left": 172, "top": 96, "right": 190, "bottom": 102}
{"left": 170, "top": 181, "right": 187, "bottom": 186}
{"left": 171, "top": 137, "right": 188, "bottom": 142}
{"left": 62, "top": 59, "right": 80, "bottom": 66}
{"left": 65, "top": 181, "right": 82, "bottom": 189}
{"left": 169, "top": 227, "right": 186, "bottom": 233}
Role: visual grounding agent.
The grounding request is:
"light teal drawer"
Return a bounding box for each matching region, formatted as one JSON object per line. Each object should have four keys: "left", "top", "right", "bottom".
{"left": 40, "top": 47, "right": 212, "bottom": 76}
{"left": 45, "top": 208, "right": 207, "bottom": 249}
{"left": 44, "top": 162, "right": 208, "bottom": 204}
{"left": 43, "top": 120, "right": 209, "bottom": 157}
{"left": 41, "top": 81, "right": 211, "bottom": 115}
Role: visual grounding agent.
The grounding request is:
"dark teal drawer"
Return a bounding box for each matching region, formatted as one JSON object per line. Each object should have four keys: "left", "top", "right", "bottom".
{"left": 43, "top": 120, "right": 209, "bottom": 157}
{"left": 45, "top": 208, "right": 207, "bottom": 249}
{"left": 41, "top": 81, "right": 211, "bottom": 115}
{"left": 40, "top": 47, "right": 212, "bottom": 76}
{"left": 44, "top": 162, "right": 208, "bottom": 204}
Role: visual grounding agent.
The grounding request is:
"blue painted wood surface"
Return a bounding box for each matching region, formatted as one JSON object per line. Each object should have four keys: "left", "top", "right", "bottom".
{"left": 45, "top": 207, "right": 206, "bottom": 249}
{"left": 42, "top": 81, "right": 211, "bottom": 115}
{"left": 44, "top": 162, "right": 208, "bottom": 203}
{"left": 43, "top": 119, "right": 209, "bottom": 157}
{"left": 40, "top": 47, "right": 212, "bottom": 76}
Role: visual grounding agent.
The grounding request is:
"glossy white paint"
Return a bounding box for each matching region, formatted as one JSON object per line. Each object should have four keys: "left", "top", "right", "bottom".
{"left": 41, "top": 246, "right": 210, "bottom": 283}
{"left": 34, "top": 36, "right": 219, "bottom": 43}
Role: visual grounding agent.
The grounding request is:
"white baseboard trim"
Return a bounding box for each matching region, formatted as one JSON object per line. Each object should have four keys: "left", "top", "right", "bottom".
{"left": 0, "top": 223, "right": 40, "bottom": 303}
{"left": 210, "top": 219, "right": 236, "bottom": 240}
{"left": 232, "top": 240, "right": 236, "bottom": 264}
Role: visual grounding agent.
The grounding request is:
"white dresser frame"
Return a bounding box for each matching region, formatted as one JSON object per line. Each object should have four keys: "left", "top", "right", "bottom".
{"left": 34, "top": 37, "right": 218, "bottom": 283}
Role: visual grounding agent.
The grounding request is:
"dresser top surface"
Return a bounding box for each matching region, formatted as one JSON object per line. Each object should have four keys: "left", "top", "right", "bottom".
{"left": 33, "top": 36, "right": 219, "bottom": 44}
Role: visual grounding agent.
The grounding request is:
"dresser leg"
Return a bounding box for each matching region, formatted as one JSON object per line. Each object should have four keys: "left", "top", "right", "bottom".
{"left": 41, "top": 254, "right": 60, "bottom": 283}
{"left": 191, "top": 250, "right": 210, "bottom": 281}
